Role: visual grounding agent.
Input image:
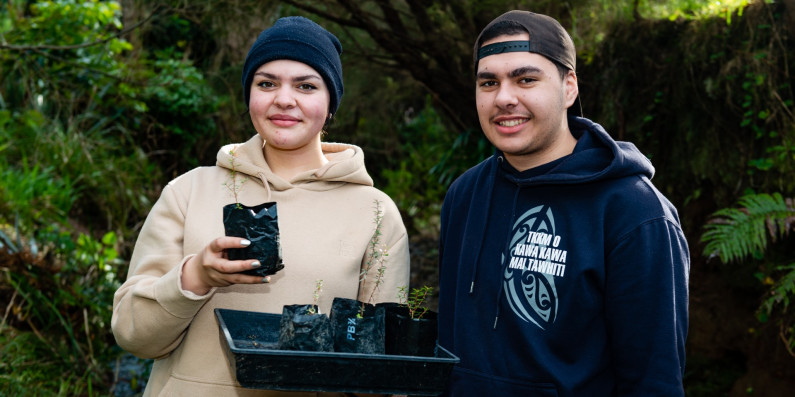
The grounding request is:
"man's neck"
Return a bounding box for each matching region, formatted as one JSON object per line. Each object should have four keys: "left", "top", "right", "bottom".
{"left": 505, "top": 128, "right": 578, "bottom": 172}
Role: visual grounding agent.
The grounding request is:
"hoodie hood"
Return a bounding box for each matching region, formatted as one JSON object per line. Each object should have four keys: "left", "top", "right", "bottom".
{"left": 503, "top": 116, "right": 654, "bottom": 186}
{"left": 216, "top": 135, "right": 373, "bottom": 198}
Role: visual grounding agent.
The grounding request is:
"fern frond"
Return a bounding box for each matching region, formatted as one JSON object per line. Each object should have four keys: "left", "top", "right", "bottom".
{"left": 759, "top": 263, "right": 795, "bottom": 317}
{"left": 701, "top": 193, "right": 795, "bottom": 263}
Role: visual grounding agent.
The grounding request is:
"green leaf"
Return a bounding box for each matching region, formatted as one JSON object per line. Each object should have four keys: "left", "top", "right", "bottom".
{"left": 701, "top": 193, "right": 795, "bottom": 263}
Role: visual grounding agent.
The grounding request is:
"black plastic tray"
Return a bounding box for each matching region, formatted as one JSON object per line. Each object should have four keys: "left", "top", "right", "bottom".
{"left": 215, "top": 308, "right": 459, "bottom": 396}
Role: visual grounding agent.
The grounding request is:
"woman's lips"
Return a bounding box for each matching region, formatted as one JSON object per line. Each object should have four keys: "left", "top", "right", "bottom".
{"left": 269, "top": 114, "right": 301, "bottom": 127}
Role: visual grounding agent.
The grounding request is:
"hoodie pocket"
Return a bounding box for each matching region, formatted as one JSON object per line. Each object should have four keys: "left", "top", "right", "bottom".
{"left": 447, "top": 366, "right": 559, "bottom": 397}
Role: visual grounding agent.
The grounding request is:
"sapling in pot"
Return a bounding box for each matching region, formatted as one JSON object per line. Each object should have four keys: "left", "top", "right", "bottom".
{"left": 221, "top": 146, "right": 284, "bottom": 277}
{"left": 278, "top": 280, "right": 333, "bottom": 352}
{"left": 399, "top": 285, "right": 433, "bottom": 320}
{"left": 330, "top": 200, "right": 388, "bottom": 354}
{"left": 383, "top": 285, "right": 438, "bottom": 357}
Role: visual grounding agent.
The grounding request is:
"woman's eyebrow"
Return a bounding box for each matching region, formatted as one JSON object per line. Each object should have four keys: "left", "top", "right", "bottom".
{"left": 254, "top": 71, "right": 277, "bottom": 79}
{"left": 253, "top": 72, "right": 322, "bottom": 82}
{"left": 292, "top": 74, "right": 322, "bottom": 82}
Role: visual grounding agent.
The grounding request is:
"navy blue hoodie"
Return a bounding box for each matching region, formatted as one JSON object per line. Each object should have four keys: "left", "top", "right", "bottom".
{"left": 438, "top": 116, "right": 689, "bottom": 396}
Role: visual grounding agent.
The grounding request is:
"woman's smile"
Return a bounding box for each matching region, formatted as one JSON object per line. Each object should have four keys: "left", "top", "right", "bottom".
{"left": 268, "top": 114, "right": 301, "bottom": 127}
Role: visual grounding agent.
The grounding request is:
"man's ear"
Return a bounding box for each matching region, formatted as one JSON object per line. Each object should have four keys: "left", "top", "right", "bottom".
{"left": 564, "top": 70, "right": 579, "bottom": 108}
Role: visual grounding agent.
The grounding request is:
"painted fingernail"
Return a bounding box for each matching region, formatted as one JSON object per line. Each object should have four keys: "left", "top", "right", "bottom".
{"left": 251, "top": 261, "right": 261, "bottom": 268}
{"left": 262, "top": 276, "right": 271, "bottom": 283}
{"left": 240, "top": 239, "right": 251, "bottom": 246}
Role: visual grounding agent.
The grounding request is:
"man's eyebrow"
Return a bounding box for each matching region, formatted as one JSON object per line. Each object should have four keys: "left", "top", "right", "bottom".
{"left": 476, "top": 66, "right": 545, "bottom": 80}
{"left": 476, "top": 71, "right": 497, "bottom": 80}
{"left": 509, "top": 66, "right": 543, "bottom": 78}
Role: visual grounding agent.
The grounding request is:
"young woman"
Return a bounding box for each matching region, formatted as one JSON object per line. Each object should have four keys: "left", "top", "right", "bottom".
{"left": 111, "top": 16, "right": 410, "bottom": 396}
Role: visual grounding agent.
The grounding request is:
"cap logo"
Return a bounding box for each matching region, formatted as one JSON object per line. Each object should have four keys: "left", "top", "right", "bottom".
{"left": 477, "top": 40, "right": 531, "bottom": 60}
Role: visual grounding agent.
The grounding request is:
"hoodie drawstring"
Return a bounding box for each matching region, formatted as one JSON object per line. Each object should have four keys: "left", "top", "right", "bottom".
{"left": 257, "top": 172, "right": 272, "bottom": 202}
{"left": 492, "top": 183, "right": 521, "bottom": 329}
{"left": 466, "top": 156, "right": 501, "bottom": 295}
{"left": 462, "top": 155, "right": 529, "bottom": 330}
{"left": 462, "top": 155, "right": 523, "bottom": 331}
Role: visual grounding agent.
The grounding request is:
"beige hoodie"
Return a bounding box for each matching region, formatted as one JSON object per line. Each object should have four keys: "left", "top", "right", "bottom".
{"left": 111, "top": 135, "right": 410, "bottom": 396}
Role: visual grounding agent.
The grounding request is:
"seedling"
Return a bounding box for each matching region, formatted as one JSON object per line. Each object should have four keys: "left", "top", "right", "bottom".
{"left": 222, "top": 146, "right": 246, "bottom": 209}
{"left": 307, "top": 279, "right": 323, "bottom": 315}
{"left": 398, "top": 285, "right": 433, "bottom": 320}
{"left": 358, "top": 199, "right": 388, "bottom": 317}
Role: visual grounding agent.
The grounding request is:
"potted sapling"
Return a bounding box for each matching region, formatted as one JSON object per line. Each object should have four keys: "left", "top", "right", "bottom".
{"left": 278, "top": 279, "right": 334, "bottom": 351}
{"left": 222, "top": 146, "right": 284, "bottom": 277}
{"left": 383, "top": 285, "right": 438, "bottom": 357}
{"left": 330, "top": 200, "right": 388, "bottom": 354}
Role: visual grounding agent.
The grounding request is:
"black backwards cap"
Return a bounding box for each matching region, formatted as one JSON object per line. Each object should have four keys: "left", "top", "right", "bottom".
{"left": 473, "top": 10, "right": 581, "bottom": 116}
{"left": 474, "top": 10, "right": 576, "bottom": 72}
{"left": 242, "top": 16, "right": 344, "bottom": 115}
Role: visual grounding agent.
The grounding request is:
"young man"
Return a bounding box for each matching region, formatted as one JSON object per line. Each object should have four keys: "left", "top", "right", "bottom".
{"left": 438, "top": 10, "right": 690, "bottom": 396}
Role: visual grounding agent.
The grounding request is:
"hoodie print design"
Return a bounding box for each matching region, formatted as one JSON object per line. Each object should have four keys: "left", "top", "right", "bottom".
{"left": 503, "top": 204, "right": 567, "bottom": 330}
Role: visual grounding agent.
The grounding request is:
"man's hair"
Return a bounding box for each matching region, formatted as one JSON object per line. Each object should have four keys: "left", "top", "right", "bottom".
{"left": 476, "top": 20, "right": 570, "bottom": 81}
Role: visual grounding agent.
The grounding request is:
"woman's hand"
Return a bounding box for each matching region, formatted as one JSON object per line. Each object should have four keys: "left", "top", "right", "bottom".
{"left": 181, "top": 237, "right": 271, "bottom": 295}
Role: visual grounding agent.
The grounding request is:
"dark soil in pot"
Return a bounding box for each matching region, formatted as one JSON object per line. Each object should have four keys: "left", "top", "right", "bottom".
{"left": 277, "top": 304, "right": 333, "bottom": 352}
{"left": 329, "top": 297, "right": 385, "bottom": 354}
{"left": 382, "top": 304, "right": 438, "bottom": 357}
{"left": 222, "top": 202, "right": 284, "bottom": 277}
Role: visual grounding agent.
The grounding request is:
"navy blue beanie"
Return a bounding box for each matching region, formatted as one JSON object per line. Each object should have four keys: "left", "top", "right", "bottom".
{"left": 242, "top": 16, "right": 344, "bottom": 115}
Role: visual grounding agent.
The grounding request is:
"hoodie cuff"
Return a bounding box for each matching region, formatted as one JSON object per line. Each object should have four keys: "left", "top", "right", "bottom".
{"left": 153, "top": 255, "right": 215, "bottom": 318}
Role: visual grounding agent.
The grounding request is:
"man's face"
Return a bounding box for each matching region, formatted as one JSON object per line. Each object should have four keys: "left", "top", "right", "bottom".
{"left": 476, "top": 33, "right": 578, "bottom": 170}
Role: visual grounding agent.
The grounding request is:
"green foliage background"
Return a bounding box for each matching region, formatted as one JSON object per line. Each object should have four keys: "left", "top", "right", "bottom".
{"left": 1, "top": 0, "right": 793, "bottom": 396}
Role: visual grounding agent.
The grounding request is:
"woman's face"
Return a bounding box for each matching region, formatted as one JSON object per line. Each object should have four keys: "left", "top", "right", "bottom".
{"left": 248, "top": 59, "right": 330, "bottom": 151}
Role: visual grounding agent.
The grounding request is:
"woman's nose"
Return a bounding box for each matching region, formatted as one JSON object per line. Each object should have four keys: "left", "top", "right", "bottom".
{"left": 273, "top": 87, "right": 296, "bottom": 108}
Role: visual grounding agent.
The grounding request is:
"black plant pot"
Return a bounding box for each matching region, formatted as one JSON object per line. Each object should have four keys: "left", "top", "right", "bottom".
{"left": 382, "top": 304, "right": 438, "bottom": 357}
{"left": 277, "top": 304, "right": 333, "bottom": 352}
{"left": 329, "top": 297, "right": 385, "bottom": 354}
{"left": 222, "top": 202, "right": 284, "bottom": 277}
